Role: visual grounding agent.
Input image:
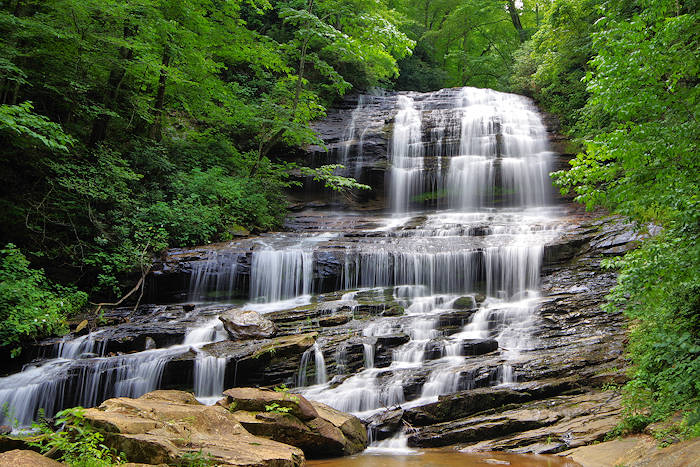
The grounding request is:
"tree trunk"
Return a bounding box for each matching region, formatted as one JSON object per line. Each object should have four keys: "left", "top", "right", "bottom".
{"left": 89, "top": 24, "right": 136, "bottom": 146}
{"left": 506, "top": 0, "right": 526, "bottom": 43}
{"left": 290, "top": 0, "right": 314, "bottom": 120}
{"left": 150, "top": 49, "right": 170, "bottom": 141}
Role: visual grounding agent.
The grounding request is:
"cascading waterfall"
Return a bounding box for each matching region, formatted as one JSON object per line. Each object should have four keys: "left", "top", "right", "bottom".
{"left": 295, "top": 86, "right": 560, "bottom": 420}
{"left": 1, "top": 86, "right": 561, "bottom": 440}
{"left": 0, "top": 317, "right": 227, "bottom": 426}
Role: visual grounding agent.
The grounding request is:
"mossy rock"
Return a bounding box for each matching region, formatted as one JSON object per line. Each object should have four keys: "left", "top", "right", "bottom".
{"left": 453, "top": 296, "right": 476, "bottom": 310}
{"left": 382, "top": 305, "right": 405, "bottom": 317}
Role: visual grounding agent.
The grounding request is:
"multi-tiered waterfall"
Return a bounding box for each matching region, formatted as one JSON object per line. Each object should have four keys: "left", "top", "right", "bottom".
{"left": 0, "top": 87, "right": 563, "bottom": 441}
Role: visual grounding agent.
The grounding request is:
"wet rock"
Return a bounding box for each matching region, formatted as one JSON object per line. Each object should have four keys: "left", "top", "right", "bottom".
{"left": 375, "top": 334, "right": 410, "bottom": 347}
{"left": 453, "top": 296, "right": 476, "bottom": 310}
{"left": 0, "top": 450, "right": 63, "bottom": 466}
{"left": 454, "top": 391, "right": 622, "bottom": 453}
{"left": 409, "top": 407, "right": 562, "bottom": 448}
{"left": 219, "top": 309, "right": 277, "bottom": 340}
{"left": 367, "top": 408, "right": 404, "bottom": 441}
{"left": 319, "top": 314, "right": 351, "bottom": 327}
{"left": 381, "top": 305, "right": 405, "bottom": 317}
{"left": 437, "top": 309, "right": 477, "bottom": 330}
{"left": 0, "top": 426, "right": 10, "bottom": 436}
{"left": 404, "top": 387, "right": 531, "bottom": 426}
{"left": 83, "top": 390, "right": 304, "bottom": 466}
{"left": 423, "top": 341, "right": 445, "bottom": 360}
{"left": 461, "top": 339, "right": 498, "bottom": 356}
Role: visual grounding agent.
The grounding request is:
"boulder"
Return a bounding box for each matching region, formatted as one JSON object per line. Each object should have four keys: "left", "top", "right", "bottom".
{"left": 219, "top": 309, "right": 277, "bottom": 340}
{"left": 367, "top": 408, "right": 404, "bottom": 441}
{"left": 308, "top": 400, "right": 367, "bottom": 455}
{"left": 218, "top": 388, "right": 367, "bottom": 458}
{"left": 82, "top": 390, "right": 304, "bottom": 466}
{"left": 0, "top": 450, "right": 63, "bottom": 467}
{"left": 218, "top": 387, "right": 319, "bottom": 421}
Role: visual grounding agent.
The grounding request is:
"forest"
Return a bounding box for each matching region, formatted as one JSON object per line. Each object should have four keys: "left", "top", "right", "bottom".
{"left": 0, "top": 0, "right": 698, "bottom": 458}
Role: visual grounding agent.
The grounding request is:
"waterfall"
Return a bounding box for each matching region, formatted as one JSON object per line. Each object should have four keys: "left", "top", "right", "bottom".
{"left": 297, "top": 87, "right": 559, "bottom": 414}
{"left": 363, "top": 343, "right": 375, "bottom": 369}
{"left": 0, "top": 348, "right": 176, "bottom": 426}
{"left": 193, "top": 354, "right": 227, "bottom": 404}
{"left": 297, "top": 342, "right": 328, "bottom": 387}
{"left": 389, "top": 95, "right": 424, "bottom": 213}
{"left": 188, "top": 250, "right": 242, "bottom": 302}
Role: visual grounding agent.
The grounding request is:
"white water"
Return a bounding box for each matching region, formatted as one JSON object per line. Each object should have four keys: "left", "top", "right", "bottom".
{"left": 390, "top": 96, "right": 424, "bottom": 213}
{"left": 295, "top": 87, "right": 560, "bottom": 421}
{"left": 0, "top": 317, "right": 226, "bottom": 426}
{"left": 297, "top": 342, "right": 328, "bottom": 387}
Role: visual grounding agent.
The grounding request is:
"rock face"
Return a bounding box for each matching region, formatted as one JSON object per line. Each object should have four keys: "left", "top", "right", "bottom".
{"left": 217, "top": 387, "right": 367, "bottom": 458}
{"left": 219, "top": 309, "right": 277, "bottom": 340}
{"left": 82, "top": 390, "right": 304, "bottom": 467}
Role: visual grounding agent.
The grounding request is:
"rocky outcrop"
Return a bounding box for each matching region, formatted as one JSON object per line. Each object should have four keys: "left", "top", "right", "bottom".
{"left": 217, "top": 388, "right": 367, "bottom": 458}
{"left": 219, "top": 309, "right": 277, "bottom": 340}
{"left": 82, "top": 390, "right": 305, "bottom": 466}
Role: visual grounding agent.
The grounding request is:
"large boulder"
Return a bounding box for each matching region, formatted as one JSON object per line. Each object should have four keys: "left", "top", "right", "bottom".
{"left": 82, "top": 390, "right": 304, "bottom": 466}
{"left": 218, "top": 387, "right": 319, "bottom": 421}
{"left": 219, "top": 309, "right": 277, "bottom": 340}
{"left": 217, "top": 388, "right": 367, "bottom": 458}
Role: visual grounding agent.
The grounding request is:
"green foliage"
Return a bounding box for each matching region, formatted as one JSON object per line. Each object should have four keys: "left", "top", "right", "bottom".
{"left": 511, "top": 0, "right": 598, "bottom": 126}
{"left": 28, "top": 407, "right": 125, "bottom": 466}
{"left": 298, "top": 164, "right": 371, "bottom": 192}
{"left": 0, "top": 244, "right": 87, "bottom": 356}
{"left": 519, "top": 0, "right": 699, "bottom": 430}
{"left": 264, "top": 402, "right": 293, "bottom": 414}
{"left": 395, "top": 0, "right": 546, "bottom": 91}
{"left": 0, "top": 102, "right": 75, "bottom": 151}
{"left": 178, "top": 449, "right": 215, "bottom": 467}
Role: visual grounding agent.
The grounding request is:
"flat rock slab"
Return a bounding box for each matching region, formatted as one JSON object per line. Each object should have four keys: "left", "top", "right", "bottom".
{"left": 0, "top": 450, "right": 63, "bottom": 466}
{"left": 463, "top": 391, "right": 623, "bottom": 454}
{"left": 559, "top": 435, "right": 700, "bottom": 467}
{"left": 83, "top": 390, "right": 304, "bottom": 467}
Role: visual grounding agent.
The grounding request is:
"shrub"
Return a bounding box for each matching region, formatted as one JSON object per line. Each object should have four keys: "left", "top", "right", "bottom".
{"left": 0, "top": 244, "right": 87, "bottom": 356}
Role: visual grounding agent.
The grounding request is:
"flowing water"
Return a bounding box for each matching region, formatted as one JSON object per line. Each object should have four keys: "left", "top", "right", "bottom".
{"left": 0, "top": 86, "right": 564, "bottom": 463}
{"left": 307, "top": 450, "right": 581, "bottom": 467}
